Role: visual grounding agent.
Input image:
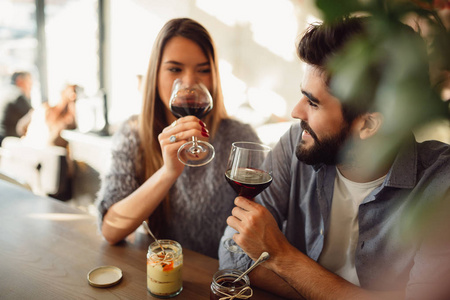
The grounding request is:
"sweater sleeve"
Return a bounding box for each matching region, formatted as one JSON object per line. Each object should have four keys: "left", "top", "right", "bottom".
{"left": 95, "top": 116, "right": 142, "bottom": 224}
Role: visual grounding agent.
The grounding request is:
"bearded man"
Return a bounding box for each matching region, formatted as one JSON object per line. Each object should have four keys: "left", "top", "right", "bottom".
{"left": 219, "top": 17, "right": 450, "bottom": 300}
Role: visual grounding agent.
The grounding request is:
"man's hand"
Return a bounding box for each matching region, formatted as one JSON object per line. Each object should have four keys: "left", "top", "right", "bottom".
{"left": 226, "top": 196, "right": 292, "bottom": 261}
{"left": 226, "top": 197, "right": 405, "bottom": 300}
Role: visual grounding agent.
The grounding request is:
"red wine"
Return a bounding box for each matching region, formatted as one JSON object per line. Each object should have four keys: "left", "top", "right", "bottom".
{"left": 216, "top": 277, "right": 245, "bottom": 289}
{"left": 225, "top": 168, "right": 272, "bottom": 199}
{"left": 170, "top": 103, "right": 211, "bottom": 119}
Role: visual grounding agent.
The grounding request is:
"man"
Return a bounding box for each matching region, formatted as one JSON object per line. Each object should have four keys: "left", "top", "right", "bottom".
{"left": 219, "top": 17, "right": 450, "bottom": 300}
{"left": 0, "top": 71, "right": 33, "bottom": 145}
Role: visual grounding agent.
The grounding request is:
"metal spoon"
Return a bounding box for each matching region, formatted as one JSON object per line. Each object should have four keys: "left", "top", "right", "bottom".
{"left": 233, "top": 251, "right": 270, "bottom": 283}
{"left": 142, "top": 221, "right": 166, "bottom": 255}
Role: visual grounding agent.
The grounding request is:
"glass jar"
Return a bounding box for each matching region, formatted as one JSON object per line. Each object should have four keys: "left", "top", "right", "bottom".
{"left": 210, "top": 269, "right": 252, "bottom": 300}
{"left": 147, "top": 240, "right": 183, "bottom": 298}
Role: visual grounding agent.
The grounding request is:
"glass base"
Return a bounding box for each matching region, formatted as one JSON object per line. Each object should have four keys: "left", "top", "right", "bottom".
{"left": 223, "top": 238, "right": 245, "bottom": 254}
{"left": 177, "top": 140, "right": 215, "bottom": 167}
{"left": 148, "top": 287, "right": 183, "bottom": 298}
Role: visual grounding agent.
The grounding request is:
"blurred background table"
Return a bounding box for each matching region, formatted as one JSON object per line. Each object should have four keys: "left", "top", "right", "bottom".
{"left": 0, "top": 179, "right": 284, "bottom": 299}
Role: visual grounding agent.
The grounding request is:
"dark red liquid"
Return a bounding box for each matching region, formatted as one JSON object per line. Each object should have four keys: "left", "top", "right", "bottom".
{"left": 217, "top": 278, "right": 245, "bottom": 289}
{"left": 225, "top": 168, "right": 272, "bottom": 199}
{"left": 170, "top": 103, "right": 211, "bottom": 119}
{"left": 210, "top": 277, "right": 247, "bottom": 300}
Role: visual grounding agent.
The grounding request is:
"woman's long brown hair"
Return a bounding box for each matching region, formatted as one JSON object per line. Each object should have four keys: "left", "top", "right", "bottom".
{"left": 138, "top": 18, "right": 228, "bottom": 233}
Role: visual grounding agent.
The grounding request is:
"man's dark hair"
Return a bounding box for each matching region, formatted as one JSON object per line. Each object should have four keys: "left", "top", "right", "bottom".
{"left": 11, "top": 71, "right": 30, "bottom": 85}
{"left": 297, "top": 17, "right": 369, "bottom": 123}
{"left": 298, "top": 17, "right": 366, "bottom": 72}
{"left": 297, "top": 17, "right": 426, "bottom": 125}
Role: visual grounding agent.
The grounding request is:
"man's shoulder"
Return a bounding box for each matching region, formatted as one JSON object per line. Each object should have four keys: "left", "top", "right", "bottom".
{"left": 272, "top": 122, "right": 301, "bottom": 156}
{"left": 417, "top": 139, "right": 450, "bottom": 151}
{"left": 413, "top": 140, "right": 450, "bottom": 190}
{"left": 279, "top": 122, "right": 302, "bottom": 142}
{"left": 416, "top": 140, "right": 450, "bottom": 166}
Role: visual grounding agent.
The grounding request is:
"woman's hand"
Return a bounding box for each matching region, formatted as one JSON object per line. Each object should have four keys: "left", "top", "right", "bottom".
{"left": 158, "top": 116, "right": 210, "bottom": 176}
{"left": 101, "top": 116, "right": 210, "bottom": 245}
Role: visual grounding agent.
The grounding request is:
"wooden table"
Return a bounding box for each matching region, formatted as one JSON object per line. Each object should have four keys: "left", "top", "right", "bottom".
{"left": 0, "top": 179, "right": 284, "bottom": 299}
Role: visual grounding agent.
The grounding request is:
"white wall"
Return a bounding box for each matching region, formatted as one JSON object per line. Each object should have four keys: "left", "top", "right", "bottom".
{"left": 106, "top": 0, "right": 321, "bottom": 142}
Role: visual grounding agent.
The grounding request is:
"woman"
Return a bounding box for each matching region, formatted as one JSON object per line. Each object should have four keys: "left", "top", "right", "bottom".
{"left": 96, "top": 18, "right": 260, "bottom": 258}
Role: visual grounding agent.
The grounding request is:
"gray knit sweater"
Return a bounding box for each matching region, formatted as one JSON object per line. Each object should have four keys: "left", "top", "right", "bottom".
{"left": 96, "top": 116, "right": 260, "bottom": 258}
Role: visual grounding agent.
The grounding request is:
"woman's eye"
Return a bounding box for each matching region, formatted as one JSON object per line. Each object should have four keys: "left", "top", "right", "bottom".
{"left": 198, "top": 68, "right": 211, "bottom": 74}
{"left": 168, "top": 67, "right": 182, "bottom": 73}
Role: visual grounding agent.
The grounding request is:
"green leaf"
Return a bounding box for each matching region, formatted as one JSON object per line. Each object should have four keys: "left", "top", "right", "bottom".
{"left": 315, "top": 0, "right": 363, "bottom": 21}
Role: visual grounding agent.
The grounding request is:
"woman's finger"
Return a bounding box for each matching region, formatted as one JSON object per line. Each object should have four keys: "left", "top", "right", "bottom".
{"left": 162, "top": 116, "right": 206, "bottom": 133}
{"left": 158, "top": 131, "right": 187, "bottom": 147}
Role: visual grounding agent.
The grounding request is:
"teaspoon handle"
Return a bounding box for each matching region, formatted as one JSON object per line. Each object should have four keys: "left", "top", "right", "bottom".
{"left": 233, "top": 251, "right": 270, "bottom": 283}
{"left": 143, "top": 221, "right": 166, "bottom": 255}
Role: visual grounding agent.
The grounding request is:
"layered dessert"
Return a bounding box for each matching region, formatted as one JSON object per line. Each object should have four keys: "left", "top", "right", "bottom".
{"left": 147, "top": 240, "right": 183, "bottom": 297}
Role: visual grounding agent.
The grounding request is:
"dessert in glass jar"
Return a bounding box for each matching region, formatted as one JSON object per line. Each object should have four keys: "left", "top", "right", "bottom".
{"left": 210, "top": 269, "right": 252, "bottom": 299}
{"left": 147, "top": 240, "right": 183, "bottom": 298}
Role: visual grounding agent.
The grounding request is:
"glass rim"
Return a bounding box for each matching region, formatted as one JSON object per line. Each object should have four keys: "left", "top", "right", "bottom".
{"left": 231, "top": 141, "right": 271, "bottom": 152}
{"left": 171, "top": 77, "right": 210, "bottom": 91}
{"left": 211, "top": 269, "right": 250, "bottom": 287}
{"left": 148, "top": 239, "right": 182, "bottom": 255}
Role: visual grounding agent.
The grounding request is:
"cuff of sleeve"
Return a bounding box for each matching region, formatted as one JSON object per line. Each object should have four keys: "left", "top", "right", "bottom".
{"left": 218, "top": 226, "right": 252, "bottom": 271}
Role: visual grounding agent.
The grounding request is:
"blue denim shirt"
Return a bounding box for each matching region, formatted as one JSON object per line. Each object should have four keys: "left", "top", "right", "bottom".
{"left": 219, "top": 123, "right": 450, "bottom": 293}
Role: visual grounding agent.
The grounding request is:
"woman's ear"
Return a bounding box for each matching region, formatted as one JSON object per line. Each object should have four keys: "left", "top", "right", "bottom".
{"left": 355, "top": 112, "right": 383, "bottom": 140}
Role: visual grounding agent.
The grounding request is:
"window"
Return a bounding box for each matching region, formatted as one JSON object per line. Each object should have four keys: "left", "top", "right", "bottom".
{"left": 1, "top": 0, "right": 100, "bottom": 107}
{"left": 0, "top": 0, "right": 41, "bottom": 105}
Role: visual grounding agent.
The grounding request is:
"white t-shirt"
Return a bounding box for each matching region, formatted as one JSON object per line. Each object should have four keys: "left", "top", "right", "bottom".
{"left": 318, "top": 168, "right": 386, "bottom": 286}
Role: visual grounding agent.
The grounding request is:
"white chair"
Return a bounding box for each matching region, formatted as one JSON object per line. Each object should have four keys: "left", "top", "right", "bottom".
{"left": 0, "top": 136, "right": 68, "bottom": 196}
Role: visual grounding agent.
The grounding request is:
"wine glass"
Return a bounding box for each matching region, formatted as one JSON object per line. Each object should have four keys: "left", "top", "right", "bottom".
{"left": 223, "top": 142, "right": 273, "bottom": 253}
{"left": 169, "top": 78, "right": 215, "bottom": 167}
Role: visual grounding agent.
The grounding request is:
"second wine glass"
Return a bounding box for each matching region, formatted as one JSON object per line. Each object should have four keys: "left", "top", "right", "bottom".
{"left": 223, "top": 141, "right": 273, "bottom": 253}
{"left": 169, "top": 78, "right": 215, "bottom": 167}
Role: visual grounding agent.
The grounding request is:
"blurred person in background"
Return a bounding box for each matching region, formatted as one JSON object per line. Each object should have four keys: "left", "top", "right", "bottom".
{"left": 96, "top": 18, "right": 260, "bottom": 258}
{"left": 0, "top": 71, "right": 33, "bottom": 145}
{"left": 23, "top": 83, "right": 79, "bottom": 148}
{"left": 20, "top": 83, "right": 81, "bottom": 201}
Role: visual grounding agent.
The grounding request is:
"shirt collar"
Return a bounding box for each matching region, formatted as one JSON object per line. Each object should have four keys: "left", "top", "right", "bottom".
{"left": 312, "top": 134, "right": 418, "bottom": 189}
{"left": 382, "top": 134, "right": 417, "bottom": 189}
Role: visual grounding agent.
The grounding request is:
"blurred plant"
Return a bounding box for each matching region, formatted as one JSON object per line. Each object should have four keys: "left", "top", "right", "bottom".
{"left": 314, "top": 0, "right": 450, "bottom": 243}
{"left": 314, "top": 0, "right": 450, "bottom": 170}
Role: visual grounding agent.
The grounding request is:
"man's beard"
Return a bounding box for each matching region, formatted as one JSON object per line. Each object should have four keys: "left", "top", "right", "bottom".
{"left": 295, "top": 120, "right": 351, "bottom": 165}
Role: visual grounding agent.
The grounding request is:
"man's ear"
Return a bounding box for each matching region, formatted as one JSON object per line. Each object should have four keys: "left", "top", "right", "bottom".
{"left": 354, "top": 112, "right": 383, "bottom": 140}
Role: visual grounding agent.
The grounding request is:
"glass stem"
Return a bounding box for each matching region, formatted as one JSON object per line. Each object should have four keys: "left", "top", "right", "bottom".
{"left": 192, "top": 136, "right": 200, "bottom": 153}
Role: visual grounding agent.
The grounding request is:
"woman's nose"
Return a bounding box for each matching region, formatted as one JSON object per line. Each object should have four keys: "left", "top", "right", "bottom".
{"left": 181, "top": 71, "right": 197, "bottom": 87}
